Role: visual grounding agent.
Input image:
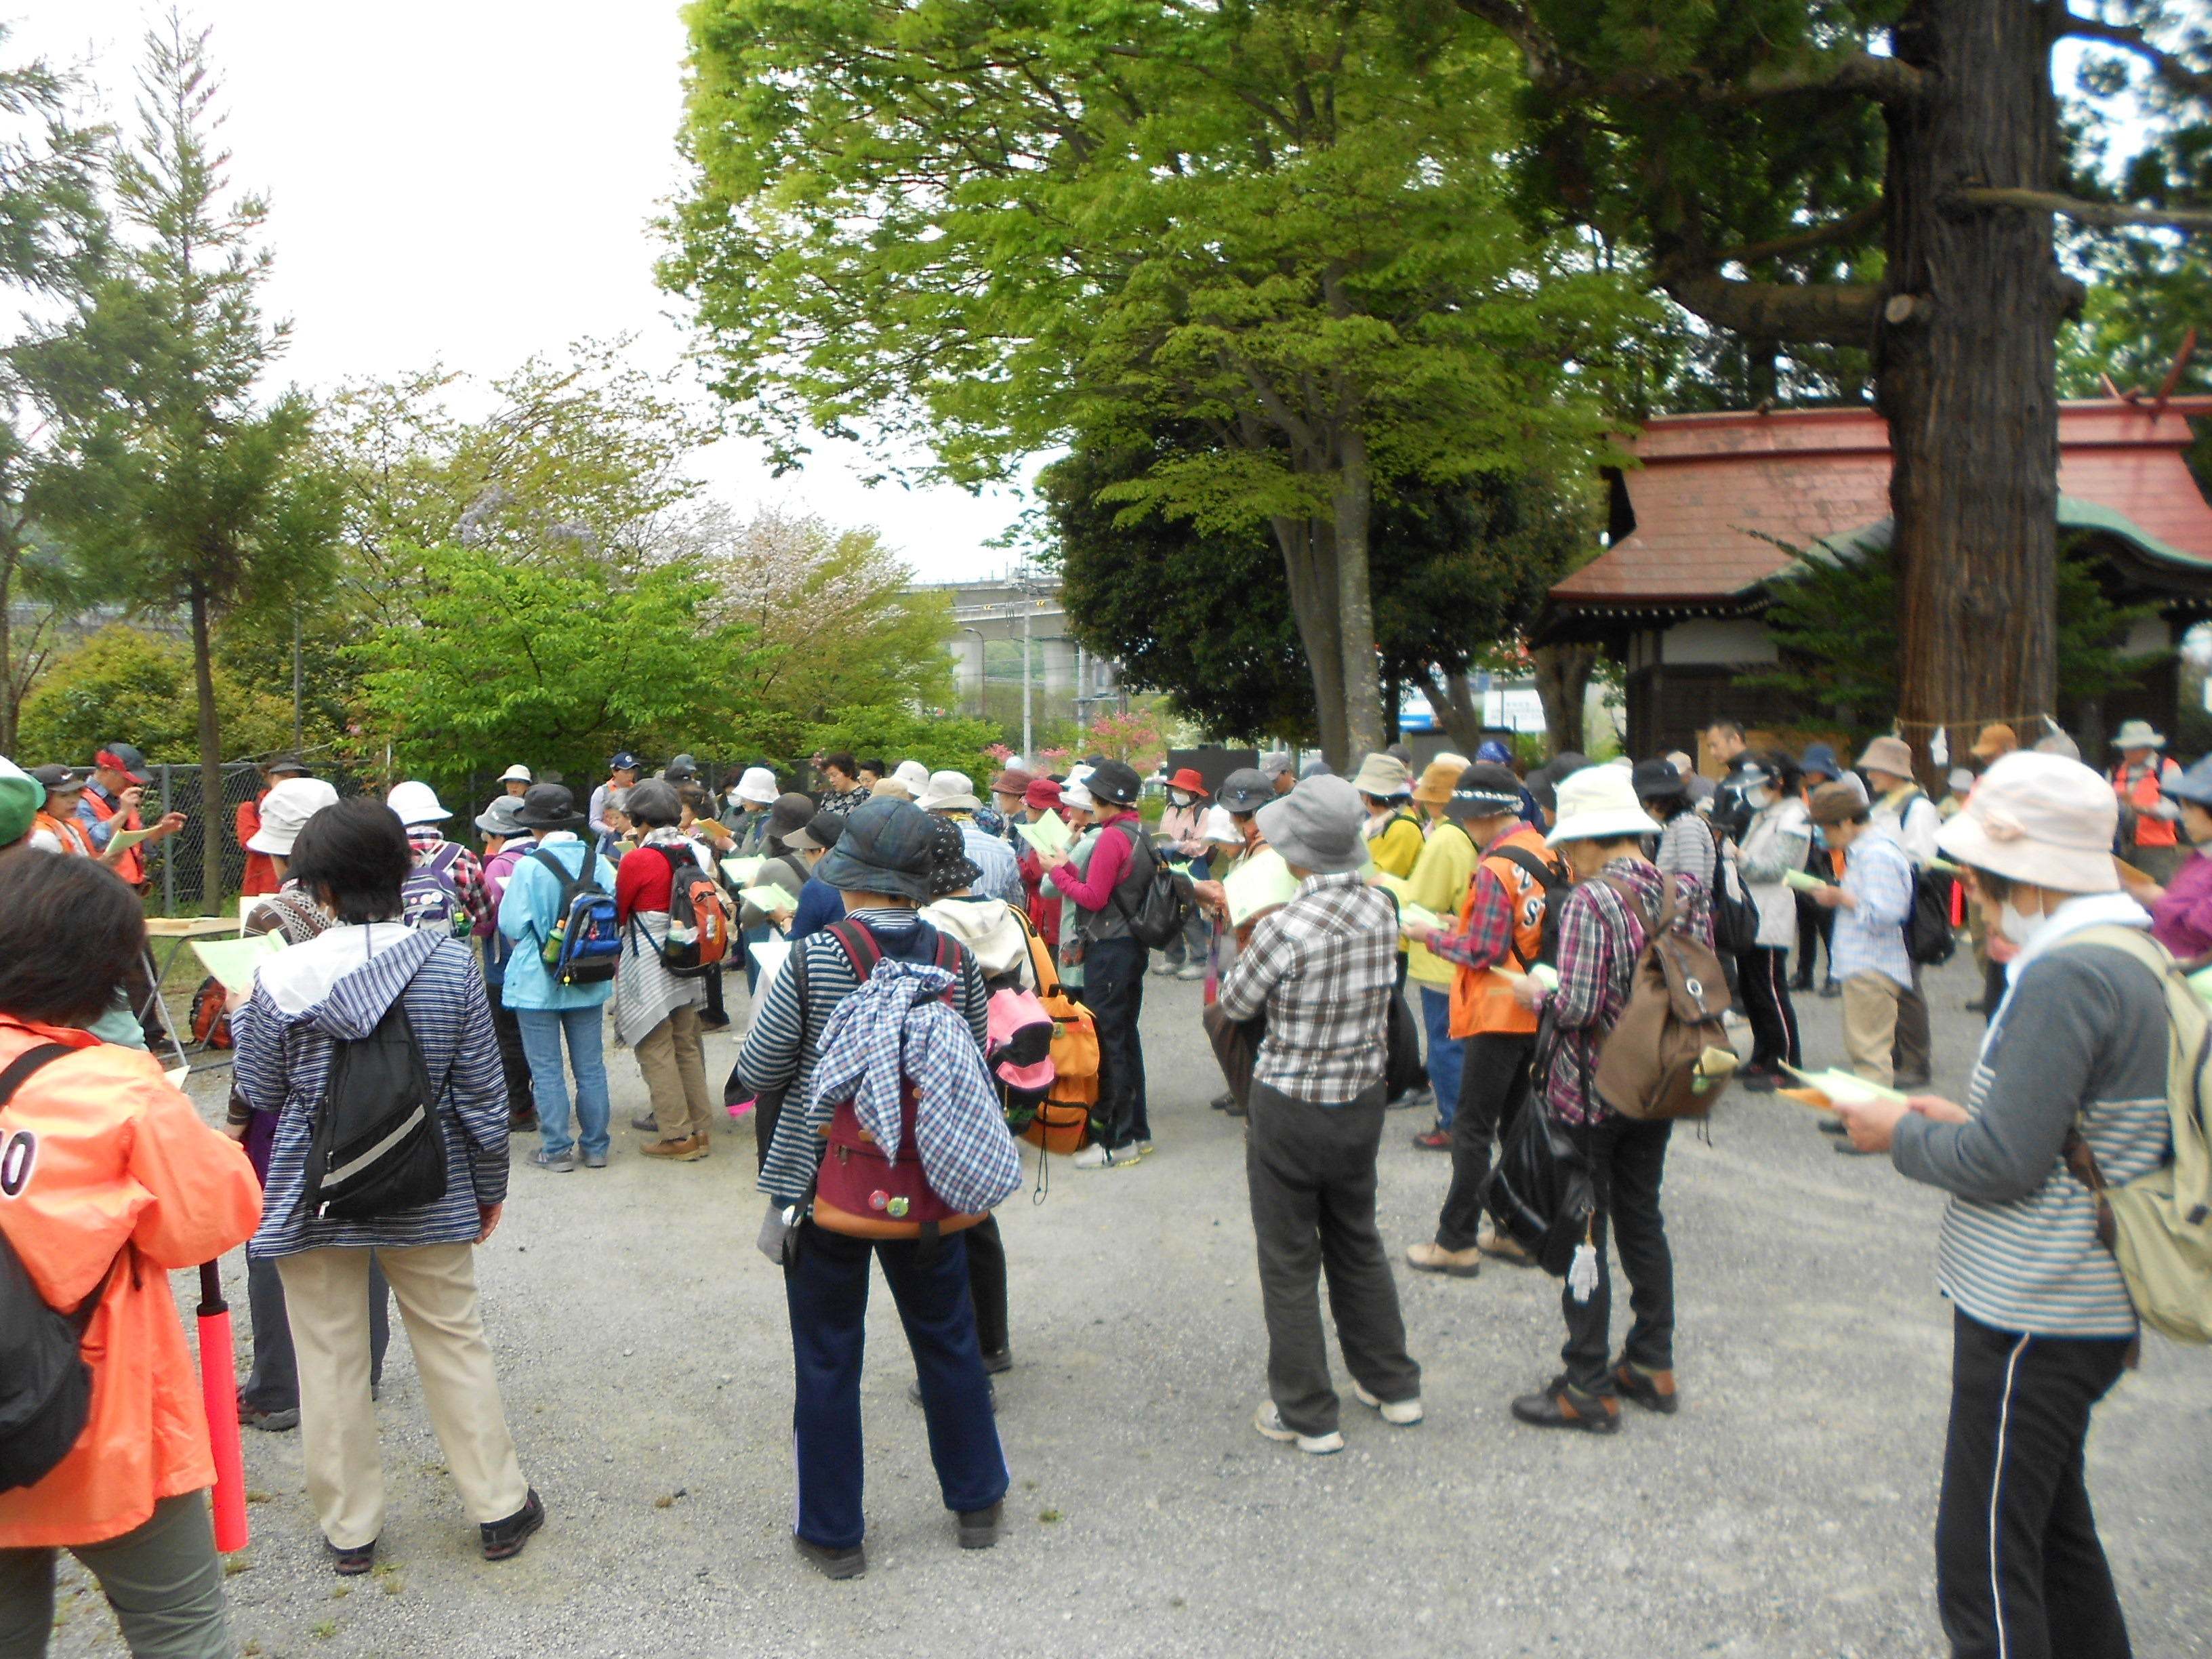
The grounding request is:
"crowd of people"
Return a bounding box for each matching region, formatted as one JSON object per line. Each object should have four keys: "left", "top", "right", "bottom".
{"left": 0, "top": 715, "right": 2202, "bottom": 1658}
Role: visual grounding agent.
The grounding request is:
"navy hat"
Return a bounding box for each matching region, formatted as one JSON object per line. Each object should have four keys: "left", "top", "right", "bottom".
{"left": 608, "top": 752, "right": 640, "bottom": 773}
{"left": 1799, "top": 743, "right": 1842, "bottom": 782}
{"left": 1444, "top": 762, "right": 1524, "bottom": 822}
{"left": 1087, "top": 759, "right": 1143, "bottom": 806}
{"left": 1218, "top": 768, "right": 1272, "bottom": 813}
{"left": 815, "top": 796, "right": 935, "bottom": 901}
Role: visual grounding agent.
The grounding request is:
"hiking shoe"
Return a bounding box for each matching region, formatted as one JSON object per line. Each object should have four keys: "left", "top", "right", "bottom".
{"left": 1351, "top": 1383, "right": 1423, "bottom": 1425}
{"left": 1176, "top": 963, "right": 1206, "bottom": 981}
{"left": 1818, "top": 979, "right": 1842, "bottom": 999}
{"left": 1405, "top": 1241, "right": 1483, "bottom": 1279}
{"left": 1387, "top": 1086, "right": 1432, "bottom": 1112}
{"left": 327, "top": 1538, "right": 376, "bottom": 1576}
{"left": 640, "top": 1134, "right": 706, "bottom": 1162}
{"left": 981, "top": 1347, "right": 1015, "bottom": 1376}
{"left": 1412, "top": 1126, "right": 1451, "bottom": 1151}
{"left": 1476, "top": 1227, "right": 1536, "bottom": 1267}
{"left": 237, "top": 1395, "right": 298, "bottom": 1433}
{"left": 1253, "top": 1400, "right": 1343, "bottom": 1455}
{"left": 957, "top": 1499, "right": 1004, "bottom": 1549}
{"left": 631, "top": 1112, "right": 661, "bottom": 1133}
{"left": 1210, "top": 1091, "right": 1234, "bottom": 1112}
{"left": 795, "top": 1536, "right": 866, "bottom": 1580}
{"left": 508, "top": 1108, "right": 537, "bottom": 1134}
{"left": 1073, "top": 1141, "right": 1141, "bottom": 1170}
{"left": 1614, "top": 1362, "right": 1679, "bottom": 1415}
{"left": 579, "top": 1150, "right": 607, "bottom": 1169}
{"left": 1151, "top": 959, "right": 1181, "bottom": 977}
{"left": 529, "top": 1149, "right": 574, "bottom": 1173}
{"left": 1510, "top": 1376, "right": 1619, "bottom": 1435}
{"left": 480, "top": 1489, "right": 544, "bottom": 1561}
{"left": 1736, "top": 1067, "right": 1778, "bottom": 1094}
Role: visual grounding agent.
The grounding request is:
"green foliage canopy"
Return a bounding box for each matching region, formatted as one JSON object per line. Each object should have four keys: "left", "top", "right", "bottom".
{"left": 798, "top": 703, "right": 1005, "bottom": 783}
{"left": 17, "top": 623, "right": 308, "bottom": 766}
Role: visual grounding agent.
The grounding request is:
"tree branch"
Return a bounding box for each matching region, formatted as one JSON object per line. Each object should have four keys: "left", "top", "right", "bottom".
{"left": 1659, "top": 264, "right": 1881, "bottom": 344}
{"left": 1945, "top": 186, "right": 2212, "bottom": 232}
{"left": 1711, "top": 200, "right": 1887, "bottom": 268}
{"left": 2057, "top": 13, "right": 2212, "bottom": 104}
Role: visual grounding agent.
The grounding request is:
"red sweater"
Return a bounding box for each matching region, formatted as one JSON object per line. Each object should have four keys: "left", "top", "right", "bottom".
{"left": 1047, "top": 811, "right": 1139, "bottom": 911}
{"left": 615, "top": 842, "right": 708, "bottom": 924}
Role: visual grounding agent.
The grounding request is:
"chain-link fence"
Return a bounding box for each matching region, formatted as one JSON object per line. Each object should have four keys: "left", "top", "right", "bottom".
{"left": 141, "top": 762, "right": 374, "bottom": 916}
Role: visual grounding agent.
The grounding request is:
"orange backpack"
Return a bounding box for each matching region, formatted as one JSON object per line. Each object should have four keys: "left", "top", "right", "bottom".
{"left": 1014, "top": 910, "right": 1098, "bottom": 1153}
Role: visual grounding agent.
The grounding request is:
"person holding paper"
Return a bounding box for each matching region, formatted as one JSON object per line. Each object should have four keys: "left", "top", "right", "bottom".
{"left": 1015, "top": 776, "right": 1065, "bottom": 948}
{"left": 1395, "top": 755, "right": 1474, "bottom": 1152}
{"left": 1828, "top": 752, "right": 2167, "bottom": 1659}
{"left": 1151, "top": 768, "right": 1214, "bottom": 981}
{"left": 918, "top": 771, "right": 1023, "bottom": 907}
{"left": 613, "top": 781, "right": 718, "bottom": 1163}
{"left": 1807, "top": 781, "right": 1917, "bottom": 1113}
{"left": 1729, "top": 752, "right": 1811, "bottom": 1092}
{"left": 73, "top": 745, "right": 186, "bottom": 892}
{"left": 783, "top": 811, "right": 849, "bottom": 941}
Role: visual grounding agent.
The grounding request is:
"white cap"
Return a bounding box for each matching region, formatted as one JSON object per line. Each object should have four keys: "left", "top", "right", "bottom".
{"left": 1546, "top": 764, "right": 1662, "bottom": 846}
{"left": 893, "top": 758, "right": 931, "bottom": 794}
{"left": 247, "top": 778, "right": 341, "bottom": 854}
{"left": 735, "top": 765, "right": 779, "bottom": 805}
{"left": 385, "top": 780, "right": 449, "bottom": 825}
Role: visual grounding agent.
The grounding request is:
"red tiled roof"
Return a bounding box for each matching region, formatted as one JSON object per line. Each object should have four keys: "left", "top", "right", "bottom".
{"left": 1549, "top": 399, "right": 2212, "bottom": 608}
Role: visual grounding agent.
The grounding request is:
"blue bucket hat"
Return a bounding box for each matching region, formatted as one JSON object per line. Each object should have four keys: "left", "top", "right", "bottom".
{"left": 814, "top": 796, "right": 935, "bottom": 901}
{"left": 2165, "top": 754, "right": 2212, "bottom": 811}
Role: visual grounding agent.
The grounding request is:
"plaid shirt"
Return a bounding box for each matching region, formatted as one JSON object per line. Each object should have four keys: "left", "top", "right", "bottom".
{"left": 1427, "top": 863, "right": 1518, "bottom": 973}
{"left": 407, "top": 827, "right": 489, "bottom": 930}
{"left": 1218, "top": 872, "right": 1399, "bottom": 1103}
{"left": 1541, "top": 857, "right": 1712, "bottom": 1126}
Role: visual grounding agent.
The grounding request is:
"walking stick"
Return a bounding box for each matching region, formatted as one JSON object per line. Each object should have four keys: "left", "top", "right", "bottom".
{"left": 196, "top": 1261, "right": 249, "bottom": 1552}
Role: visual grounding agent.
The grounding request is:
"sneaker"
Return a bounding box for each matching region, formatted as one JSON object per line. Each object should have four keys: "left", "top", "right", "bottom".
{"left": 1405, "top": 1240, "right": 1483, "bottom": 1278}
{"left": 530, "top": 1149, "right": 574, "bottom": 1173}
{"left": 580, "top": 1150, "right": 608, "bottom": 1169}
{"left": 1412, "top": 1126, "right": 1451, "bottom": 1151}
{"left": 640, "top": 1134, "right": 707, "bottom": 1162}
{"left": 1253, "top": 1399, "right": 1343, "bottom": 1455}
{"left": 480, "top": 1489, "right": 544, "bottom": 1561}
{"left": 796, "top": 1536, "right": 866, "bottom": 1580}
{"left": 1209, "top": 1091, "right": 1234, "bottom": 1112}
{"left": 1475, "top": 1227, "right": 1536, "bottom": 1267}
{"left": 1387, "top": 1086, "right": 1432, "bottom": 1112}
{"left": 1151, "top": 959, "right": 1182, "bottom": 977}
{"left": 1176, "top": 964, "right": 1206, "bottom": 981}
{"left": 1509, "top": 1376, "right": 1620, "bottom": 1435}
{"left": 1818, "top": 979, "right": 1842, "bottom": 1000}
{"left": 957, "top": 1499, "right": 1004, "bottom": 1549}
{"left": 237, "top": 1396, "right": 299, "bottom": 1433}
{"left": 508, "top": 1108, "right": 538, "bottom": 1134}
{"left": 1736, "top": 1067, "right": 1778, "bottom": 1094}
{"left": 327, "top": 1538, "right": 376, "bottom": 1576}
{"left": 631, "top": 1111, "right": 660, "bottom": 1133}
{"left": 1351, "top": 1383, "right": 1424, "bottom": 1425}
{"left": 1073, "top": 1141, "right": 1141, "bottom": 1170}
{"left": 1614, "top": 1361, "right": 1679, "bottom": 1415}
{"left": 1135, "top": 1139, "right": 1154, "bottom": 1156}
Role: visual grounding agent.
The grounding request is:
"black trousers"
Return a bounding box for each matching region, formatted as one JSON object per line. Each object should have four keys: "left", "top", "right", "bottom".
{"left": 1084, "top": 935, "right": 1149, "bottom": 1149}
{"left": 487, "top": 993, "right": 533, "bottom": 1114}
{"left": 1435, "top": 1031, "right": 1534, "bottom": 1252}
{"left": 1935, "top": 1311, "right": 2133, "bottom": 1659}
{"left": 1738, "top": 945, "right": 1801, "bottom": 1074}
{"left": 1793, "top": 894, "right": 1835, "bottom": 985}
{"left": 1245, "top": 1080, "right": 1420, "bottom": 1435}
{"left": 1560, "top": 1113, "right": 1675, "bottom": 1396}
{"left": 964, "top": 1214, "right": 1008, "bottom": 1358}
{"left": 1894, "top": 959, "right": 1932, "bottom": 1080}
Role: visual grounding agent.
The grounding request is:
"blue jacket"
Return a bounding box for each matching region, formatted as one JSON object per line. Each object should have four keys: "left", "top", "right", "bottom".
{"left": 496, "top": 833, "right": 618, "bottom": 1010}
{"left": 789, "top": 876, "right": 847, "bottom": 941}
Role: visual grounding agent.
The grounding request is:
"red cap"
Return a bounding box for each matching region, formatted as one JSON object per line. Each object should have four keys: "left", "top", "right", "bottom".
{"left": 1023, "top": 777, "right": 1063, "bottom": 811}
{"left": 989, "top": 767, "right": 1033, "bottom": 796}
{"left": 95, "top": 747, "right": 147, "bottom": 785}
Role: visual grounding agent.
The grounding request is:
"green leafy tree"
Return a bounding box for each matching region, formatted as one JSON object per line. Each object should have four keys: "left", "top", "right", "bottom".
{"left": 798, "top": 704, "right": 1005, "bottom": 784}
{"left": 17, "top": 623, "right": 305, "bottom": 766}
{"left": 663, "top": 0, "right": 1643, "bottom": 768}
{"left": 358, "top": 544, "right": 755, "bottom": 801}
{"left": 24, "top": 19, "right": 339, "bottom": 901}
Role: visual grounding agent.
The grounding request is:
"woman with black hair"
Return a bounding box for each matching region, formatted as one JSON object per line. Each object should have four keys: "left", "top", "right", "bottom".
{"left": 233, "top": 798, "right": 541, "bottom": 1576}
{"left": 0, "top": 855, "right": 260, "bottom": 1655}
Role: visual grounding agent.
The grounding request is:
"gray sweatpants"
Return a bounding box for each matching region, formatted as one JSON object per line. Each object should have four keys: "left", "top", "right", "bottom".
{"left": 0, "top": 1493, "right": 230, "bottom": 1659}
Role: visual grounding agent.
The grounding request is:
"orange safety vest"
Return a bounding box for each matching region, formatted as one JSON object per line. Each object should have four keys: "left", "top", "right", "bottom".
{"left": 80, "top": 786, "right": 145, "bottom": 886}
{"left": 2113, "top": 760, "right": 2177, "bottom": 848}
{"left": 30, "top": 811, "right": 94, "bottom": 859}
{"left": 1448, "top": 825, "right": 1560, "bottom": 1039}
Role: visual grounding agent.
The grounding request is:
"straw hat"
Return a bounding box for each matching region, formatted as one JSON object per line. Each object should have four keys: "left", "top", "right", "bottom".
{"left": 1935, "top": 751, "right": 2119, "bottom": 893}
{"left": 1858, "top": 734, "right": 1915, "bottom": 779}
{"left": 1411, "top": 754, "right": 1469, "bottom": 805}
{"left": 1545, "top": 764, "right": 1662, "bottom": 846}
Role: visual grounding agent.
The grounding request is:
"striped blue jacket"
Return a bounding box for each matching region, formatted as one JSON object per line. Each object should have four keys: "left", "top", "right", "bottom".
{"left": 237, "top": 924, "right": 511, "bottom": 1260}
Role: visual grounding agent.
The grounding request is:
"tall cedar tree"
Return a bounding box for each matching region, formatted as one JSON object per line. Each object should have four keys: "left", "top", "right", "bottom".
{"left": 1449, "top": 0, "right": 2212, "bottom": 778}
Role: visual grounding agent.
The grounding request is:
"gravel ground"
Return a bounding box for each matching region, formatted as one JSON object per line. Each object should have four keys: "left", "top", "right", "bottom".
{"left": 44, "top": 952, "right": 2212, "bottom": 1658}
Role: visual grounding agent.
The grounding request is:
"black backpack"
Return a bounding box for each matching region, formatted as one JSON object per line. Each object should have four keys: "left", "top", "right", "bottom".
{"left": 1490, "top": 843, "right": 1570, "bottom": 970}
{"left": 1106, "top": 821, "right": 1200, "bottom": 951}
{"left": 0, "top": 1045, "right": 121, "bottom": 1494}
{"left": 1700, "top": 821, "right": 1761, "bottom": 954}
{"left": 1907, "top": 868, "right": 1959, "bottom": 966}
{"left": 300, "top": 1000, "right": 449, "bottom": 1222}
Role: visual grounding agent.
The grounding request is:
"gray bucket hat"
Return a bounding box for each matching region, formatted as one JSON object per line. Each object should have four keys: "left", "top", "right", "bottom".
{"left": 476, "top": 794, "right": 529, "bottom": 838}
{"left": 1255, "top": 775, "right": 1367, "bottom": 875}
{"left": 814, "top": 796, "right": 935, "bottom": 901}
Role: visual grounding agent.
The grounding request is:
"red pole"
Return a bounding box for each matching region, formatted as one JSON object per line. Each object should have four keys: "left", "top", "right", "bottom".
{"left": 196, "top": 1262, "right": 249, "bottom": 1553}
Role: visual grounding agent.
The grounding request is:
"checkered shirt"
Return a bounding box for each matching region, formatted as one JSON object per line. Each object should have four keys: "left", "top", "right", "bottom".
{"left": 1218, "top": 872, "right": 1399, "bottom": 1103}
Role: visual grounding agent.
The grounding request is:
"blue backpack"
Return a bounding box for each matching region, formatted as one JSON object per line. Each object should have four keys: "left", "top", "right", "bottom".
{"left": 528, "top": 847, "right": 621, "bottom": 986}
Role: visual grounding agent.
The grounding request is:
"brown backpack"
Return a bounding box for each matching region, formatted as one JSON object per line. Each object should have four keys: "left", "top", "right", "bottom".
{"left": 1591, "top": 874, "right": 1735, "bottom": 1122}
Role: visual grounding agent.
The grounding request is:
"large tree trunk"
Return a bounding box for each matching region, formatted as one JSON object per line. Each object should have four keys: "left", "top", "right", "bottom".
{"left": 1330, "top": 430, "right": 1386, "bottom": 770}
{"left": 1532, "top": 642, "right": 1598, "bottom": 760}
{"left": 1416, "top": 665, "right": 1487, "bottom": 758}
{"left": 0, "top": 536, "right": 14, "bottom": 758}
{"left": 1272, "top": 514, "right": 1349, "bottom": 764}
{"left": 190, "top": 585, "right": 226, "bottom": 912}
{"left": 1877, "top": 0, "right": 2066, "bottom": 787}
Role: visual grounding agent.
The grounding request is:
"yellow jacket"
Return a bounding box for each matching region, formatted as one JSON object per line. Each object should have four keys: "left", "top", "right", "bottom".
{"left": 1387, "top": 818, "right": 1477, "bottom": 987}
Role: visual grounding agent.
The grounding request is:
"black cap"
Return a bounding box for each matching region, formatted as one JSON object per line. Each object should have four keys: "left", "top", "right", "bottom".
{"left": 1088, "top": 759, "right": 1143, "bottom": 806}
{"left": 814, "top": 796, "right": 935, "bottom": 901}
{"left": 768, "top": 792, "right": 817, "bottom": 841}
{"left": 1443, "top": 762, "right": 1525, "bottom": 822}
{"left": 30, "top": 764, "right": 89, "bottom": 792}
{"left": 784, "top": 811, "right": 846, "bottom": 853}
{"left": 264, "top": 754, "right": 310, "bottom": 777}
{"left": 1631, "top": 758, "right": 1685, "bottom": 801}
{"left": 1217, "top": 768, "right": 1271, "bottom": 813}
{"left": 513, "top": 783, "right": 585, "bottom": 830}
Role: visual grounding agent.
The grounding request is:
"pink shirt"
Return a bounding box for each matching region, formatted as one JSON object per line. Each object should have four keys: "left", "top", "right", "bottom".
{"left": 2150, "top": 848, "right": 2212, "bottom": 960}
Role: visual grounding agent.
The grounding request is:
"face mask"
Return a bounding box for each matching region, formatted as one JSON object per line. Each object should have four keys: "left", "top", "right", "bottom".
{"left": 1169, "top": 791, "right": 1191, "bottom": 807}
{"left": 1750, "top": 786, "right": 1776, "bottom": 810}
{"left": 1999, "top": 898, "right": 2051, "bottom": 947}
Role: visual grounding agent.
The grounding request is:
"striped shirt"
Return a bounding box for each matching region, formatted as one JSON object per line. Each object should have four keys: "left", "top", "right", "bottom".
{"left": 1896, "top": 933, "right": 2172, "bottom": 1336}
{"left": 1217, "top": 873, "right": 1398, "bottom": 1102}
{"left": 236, "top": 926, "right": 510, "bottom": 1260}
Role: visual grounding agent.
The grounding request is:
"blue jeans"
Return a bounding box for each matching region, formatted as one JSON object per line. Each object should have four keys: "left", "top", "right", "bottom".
{"left": 1418, "top": 986, "right": 1465, "bottom": 1131}
{"left": 516, "top": 1006, "right": 610, "bottom": 1159}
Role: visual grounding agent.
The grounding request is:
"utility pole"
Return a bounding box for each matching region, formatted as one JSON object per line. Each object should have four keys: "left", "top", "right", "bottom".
{"left": 1021, "top": 605, "right": 1033, "bottom": 766}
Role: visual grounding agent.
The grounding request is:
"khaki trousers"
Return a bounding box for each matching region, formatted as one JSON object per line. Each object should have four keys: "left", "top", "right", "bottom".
{"left": 636, "top": 1005, "right": 714, "bottom": 1141}
{"left": 1841, "top": 973, "right": 1904, "bottom": 1088}
{"left": 276, "top": 1243, "right": 528, "bottom": 1549}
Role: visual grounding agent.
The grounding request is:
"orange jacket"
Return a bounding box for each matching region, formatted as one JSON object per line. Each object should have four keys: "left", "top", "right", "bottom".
{"left": 81, "top": 788, "right": 144, "bottom": 887}
{"left": 237, "top": 792, "right": 278, "bottom": 897}
{"left": 0, "top": 1019, "right": 260, "bottom": 1548}
{"left": 1448, "top": 826, "right": 1557, "bottom": 1040}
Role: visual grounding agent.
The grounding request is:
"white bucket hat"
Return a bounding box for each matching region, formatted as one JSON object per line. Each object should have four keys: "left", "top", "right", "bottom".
{"left": 497, "top": 763, "right": 533, "bottom": 784}
{"left": 246, "top": 778, "right": 340, "bottom": 854}
{"left": 384, "top": 780, "right": 449, "bottom": 825}
{"left": 1546, "top": 764, "right": 1662, "bottom": 846}
{"left": 2111, "top": 719, "right": 2166, "bottom": 751}
{"left": 1351, "top": 752, "right": 1412, "bottom": 799}
{"left": 893, "top": 759, "right": 932, "bottom": 796}
{"left": 916, "top": 769, "right": 983, "bottom": 813}
{"left": 1936, "top": 751, "right": 2119, "bottom": 894}
{"left": 735, "top": 765, "right": 780, "bottom": 805}
{"left": 1201, "top": 804, "right": 1242, "bottom": 844}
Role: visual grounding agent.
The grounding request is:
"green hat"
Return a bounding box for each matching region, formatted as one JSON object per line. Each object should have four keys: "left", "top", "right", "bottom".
{"left": 0, "top": 758, "right": 47, "bottom": 847}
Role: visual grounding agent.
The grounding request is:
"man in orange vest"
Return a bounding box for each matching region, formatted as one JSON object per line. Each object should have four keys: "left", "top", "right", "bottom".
{"left": 2108, "top": 719, "right": 2185, "bottom": 885}
{"left": 1399, "top": 761, "right": 1568, "bottom": 1276}
{"left": 75, "top": 743, "right": 156, "bottom": 890}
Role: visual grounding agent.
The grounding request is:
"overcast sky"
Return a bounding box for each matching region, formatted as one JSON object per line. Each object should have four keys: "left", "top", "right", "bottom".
{"left": 13, "top": 1, "right": 1037, "bottom": 585}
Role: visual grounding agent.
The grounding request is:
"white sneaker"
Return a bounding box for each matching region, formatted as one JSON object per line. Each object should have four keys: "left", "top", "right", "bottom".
{"left": 1072, "top": 1141, "right": 1141, "bottom": 1171}
{"left": 1254, "top": 1400, "right": 1343, "bottom": 1454}
{"left": 1351, "top": 1383, "right": 1425, "bottom": 1425}
{"left": 1136, "top": 1139, "right": 1154, "bottom": 1156}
